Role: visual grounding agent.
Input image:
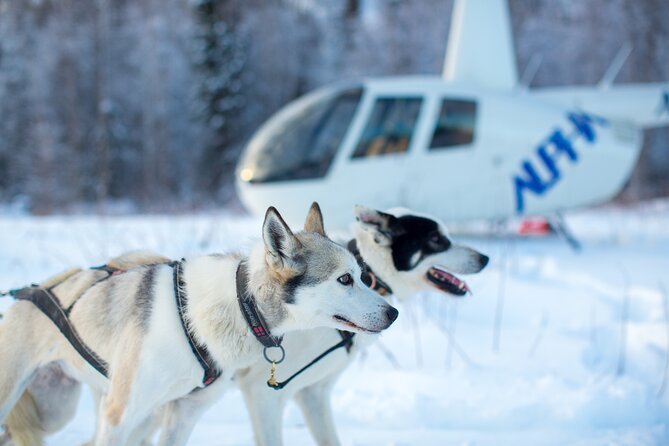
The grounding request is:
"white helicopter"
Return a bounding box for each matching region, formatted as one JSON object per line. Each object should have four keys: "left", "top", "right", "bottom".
{"left": 236, "top": 0, "right": 668, "bottom": 231}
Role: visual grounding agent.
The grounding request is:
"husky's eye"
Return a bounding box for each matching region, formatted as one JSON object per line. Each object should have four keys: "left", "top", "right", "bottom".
{"left": 337, "top": 273, "right": 353, "bottom": 286}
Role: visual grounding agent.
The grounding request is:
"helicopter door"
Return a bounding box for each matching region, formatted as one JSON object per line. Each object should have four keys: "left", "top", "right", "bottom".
{"left": 407, "top": 96, "right": 481, "bottom": 221}
{"left": 329, "top": 96, "right": 424, "bottom": 210}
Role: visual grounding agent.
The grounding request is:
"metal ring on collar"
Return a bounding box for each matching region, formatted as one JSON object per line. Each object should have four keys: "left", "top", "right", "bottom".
{"left": 263, "top": 345, "right": 285, "bottom": 364}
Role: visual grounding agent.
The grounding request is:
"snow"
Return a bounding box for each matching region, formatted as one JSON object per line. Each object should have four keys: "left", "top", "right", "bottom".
{"left": 1, "top": 202, "right": 669, "bottom": 445}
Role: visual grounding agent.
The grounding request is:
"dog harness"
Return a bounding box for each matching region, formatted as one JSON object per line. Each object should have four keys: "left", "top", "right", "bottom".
{"left": 1, "top": 261, "right": 222, "bottom": 388}
{"left": 0, "top": 265, "right": 126, "bottom": 378}
{"left": 10, "top": 285, "right": 110, "bottom": 377}
{"left": 172, "top": 259, "right": 221, "bottom": 386}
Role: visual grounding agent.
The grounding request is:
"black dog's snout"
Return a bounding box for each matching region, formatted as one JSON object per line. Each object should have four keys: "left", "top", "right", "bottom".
{"left": 479, "top": 254, "right": 490, "bottom": 269}
{"left": 386, "top": 306, "right": 399, "bottom": 323}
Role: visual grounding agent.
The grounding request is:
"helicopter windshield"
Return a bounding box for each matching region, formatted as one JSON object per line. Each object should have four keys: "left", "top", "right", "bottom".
{"left": 239, "top": 87, "right": 363, "bottom": 184}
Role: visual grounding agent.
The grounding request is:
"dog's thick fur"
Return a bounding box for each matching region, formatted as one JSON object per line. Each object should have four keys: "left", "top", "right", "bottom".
{"left": 0, "top": 204, "right": 396, "bottom": 446}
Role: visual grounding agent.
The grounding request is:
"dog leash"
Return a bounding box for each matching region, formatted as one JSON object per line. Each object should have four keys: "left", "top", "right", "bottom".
{"left": 259, "top": 331, "right": 355, "bottom": 390}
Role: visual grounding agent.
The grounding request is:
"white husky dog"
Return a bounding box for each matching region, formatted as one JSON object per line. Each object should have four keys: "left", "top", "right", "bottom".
{"left": 0, "top": 204, "right": 398, "bottom": 446}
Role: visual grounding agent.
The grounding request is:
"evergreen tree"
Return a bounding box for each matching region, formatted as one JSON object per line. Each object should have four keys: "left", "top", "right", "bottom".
{"left": 193, "top": 0, "right": 246, "bottom": 201}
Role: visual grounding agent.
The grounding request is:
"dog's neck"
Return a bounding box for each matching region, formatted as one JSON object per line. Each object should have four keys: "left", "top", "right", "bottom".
{"left": 180, "top": 251, "right": 289, "bottom": 371}
{"left": 351, "top": 224, "right": 419, "bottom": 300}
{"left": 352, "top": 226, "right": 395, "bottom": 279}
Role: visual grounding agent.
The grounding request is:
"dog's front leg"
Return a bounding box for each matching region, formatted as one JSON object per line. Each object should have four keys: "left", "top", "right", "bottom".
{"left": 241, "top": 383, "right": 290, "bottom": 446}
{"left": 94, "top": 359, "right": 171, "bottom": 446}
{"left": 95, "top": 386, "right": 164, "bottom": 446}
{"left": 157, "top": 378, "right": 229, "bottom": 446}
{"left": 293, "top": 378, "right": 341, "bottom": 446}
{"left": 94, "top": 393, "right": 138, "bottom": 446}
{"left": 126, "top": 410, "right": 161, "bottom": 446}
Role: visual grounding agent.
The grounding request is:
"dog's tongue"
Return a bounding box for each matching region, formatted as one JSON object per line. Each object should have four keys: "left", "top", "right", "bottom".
{"left": 428, "top": 266, "right": 470, "bottom": 295}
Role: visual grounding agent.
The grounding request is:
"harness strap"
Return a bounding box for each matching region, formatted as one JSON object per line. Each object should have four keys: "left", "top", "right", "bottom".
{"left": 172, "top": 260, "right": 221, "bottom": 386}
{"left": 267, "top": 331, "right": 355, "bottom": 390}
{"left": 0, "top": 265, "right": 129, "bottom": 378}
{"left": 90, "top": 264, "right": 122, "bottom": 275}
{"left": 236, "top": 261, "right": 283, "bottom": 349}
{"left": 65, "top": 265, "right": 121, "bottom": 315}
{"left": 12, "top": 286, "right": 109, "bottom": 377}
{"left": 4, "top": 261, "right": 224, "bottom": 387}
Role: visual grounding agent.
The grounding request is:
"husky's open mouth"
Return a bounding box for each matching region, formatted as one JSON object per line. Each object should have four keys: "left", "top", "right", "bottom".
{"left": 333, "top": 315, "right": 382, "bottom": 334}
{"left": 426, "top": 266, "right": 470, "bottom": 296}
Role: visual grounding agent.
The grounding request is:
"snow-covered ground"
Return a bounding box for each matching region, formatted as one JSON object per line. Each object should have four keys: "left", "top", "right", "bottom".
{"left": 2, "top": 201, "right": 669, "bottom": 445}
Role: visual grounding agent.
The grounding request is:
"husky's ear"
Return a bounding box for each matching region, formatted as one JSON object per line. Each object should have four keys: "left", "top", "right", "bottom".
{"left": 304, "top": 202, "right": 326, "bottom": 236}
{"left": 354, "top": 205, "right": 404, "bottom": 245}
{"left": 263, "top": 207, "right": 305, "bottom": 277}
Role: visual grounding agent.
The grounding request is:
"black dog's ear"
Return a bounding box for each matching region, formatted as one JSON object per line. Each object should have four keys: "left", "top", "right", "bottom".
{"left": 304, "top": 202, "right": 326, "bottom": 236}
{"left": 354, "top": 205, "right": 404, "bottom": 245}
{"left": 263, "top": 207, "right": 305, "bottom": 278}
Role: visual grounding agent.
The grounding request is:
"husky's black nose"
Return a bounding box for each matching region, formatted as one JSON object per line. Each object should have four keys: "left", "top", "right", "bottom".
{"left": 479, "top": 254, "right": 490, "bottom": 269}
{"left": 386, "top": 306, "right": 399, "bottom": 323}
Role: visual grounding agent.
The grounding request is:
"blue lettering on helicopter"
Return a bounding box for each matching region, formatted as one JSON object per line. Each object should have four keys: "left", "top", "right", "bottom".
{"left": 513, "top": 111, "right": 609, "bottom": 214}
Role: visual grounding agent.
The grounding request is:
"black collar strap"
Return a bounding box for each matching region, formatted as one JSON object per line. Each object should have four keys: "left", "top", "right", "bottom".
{"left": 172, "top": 260, "right": 221, "bottom": 386}
{"left": 236, "top": 261, "right": 283, "bottom": 349}
{"left": 347, "top": 239, "right": 393, "bottom": 296}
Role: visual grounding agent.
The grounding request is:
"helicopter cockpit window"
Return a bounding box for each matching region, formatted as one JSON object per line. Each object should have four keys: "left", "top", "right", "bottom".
{"left": 429, "top": 99, "right": 477, "bottom": 149}
{"left": 239, "top": 87, "right": 363, "bottom": 183}
{"left": 352, "top": 97, "right": 423, "bottom": 159}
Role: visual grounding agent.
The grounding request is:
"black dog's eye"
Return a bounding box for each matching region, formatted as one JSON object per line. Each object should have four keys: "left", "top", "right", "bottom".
{"left": 429, "top": 233, "right": 443, "bottom": 245}
{"left": 337, "top": 273, "right": 353, "bottom": 286}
